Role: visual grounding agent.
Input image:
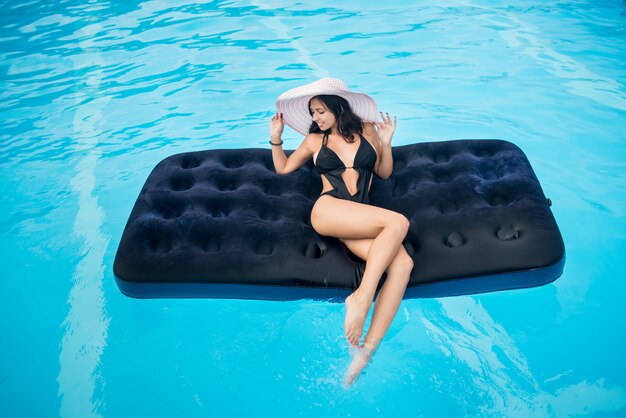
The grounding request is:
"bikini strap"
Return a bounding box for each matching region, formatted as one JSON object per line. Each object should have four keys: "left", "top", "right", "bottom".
{"left": 322, "top": 132, "right": 329, "bottom": 146}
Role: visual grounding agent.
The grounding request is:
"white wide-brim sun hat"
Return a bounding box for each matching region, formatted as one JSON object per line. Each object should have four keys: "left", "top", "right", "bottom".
{"left": 275, "top": 78, "right": 378, "bottom": 136}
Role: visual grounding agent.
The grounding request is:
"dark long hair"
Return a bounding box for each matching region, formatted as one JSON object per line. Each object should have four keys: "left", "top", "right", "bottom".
{"left": 308, "top": 95, "right": 363, "bottom": 143}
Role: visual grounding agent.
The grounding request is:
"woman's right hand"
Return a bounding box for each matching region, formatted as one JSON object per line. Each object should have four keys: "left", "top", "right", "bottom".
{"left": 270, "top": 112, "right": 285, "bottom": 140}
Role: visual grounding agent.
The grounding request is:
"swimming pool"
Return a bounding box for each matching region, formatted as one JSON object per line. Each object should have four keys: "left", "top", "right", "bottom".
{"left": 1, "top": 0, "right": 625, "bottom": 416}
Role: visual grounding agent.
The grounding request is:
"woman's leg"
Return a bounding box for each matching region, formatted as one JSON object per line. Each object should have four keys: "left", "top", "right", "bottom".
{"left": 311, "top": 195, "right": 410, "bottom": 347}
{"left": 339, "top": 237, "right": 414, "bottom": 387}
{"left": 362, "top": 248, "right": 413, "bottom": 347}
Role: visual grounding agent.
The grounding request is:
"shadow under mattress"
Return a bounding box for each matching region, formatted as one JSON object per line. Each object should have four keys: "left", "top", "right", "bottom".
{"left": 113, "top": 139, "right": 565, "bottom": 300}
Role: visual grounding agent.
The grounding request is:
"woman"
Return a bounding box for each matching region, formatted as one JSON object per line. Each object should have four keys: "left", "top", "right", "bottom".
{"left": 269, "top": 78, "right": 413, "bottom": 387}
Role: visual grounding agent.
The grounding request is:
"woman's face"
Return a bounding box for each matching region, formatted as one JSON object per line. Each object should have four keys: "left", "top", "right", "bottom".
{"left": 309, "top": 97, "right": 336, "bottom": 131}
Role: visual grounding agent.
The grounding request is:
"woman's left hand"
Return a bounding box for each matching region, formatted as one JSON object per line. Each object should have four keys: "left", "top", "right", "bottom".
{"left": 373, "top": 112, "right": 397, "bottom": 146}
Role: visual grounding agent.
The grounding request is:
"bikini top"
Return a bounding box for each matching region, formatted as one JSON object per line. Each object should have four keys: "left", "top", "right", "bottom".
{"left": 313, "top": 132, "right": 378, "bottom": 201}
{"left": 313, "top": 132, "right": 377, "bottom": 174}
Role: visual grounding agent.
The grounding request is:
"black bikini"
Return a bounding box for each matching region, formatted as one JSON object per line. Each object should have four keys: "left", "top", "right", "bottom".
{"left": 314, "top": 132, "right": 377, "bottom": 204}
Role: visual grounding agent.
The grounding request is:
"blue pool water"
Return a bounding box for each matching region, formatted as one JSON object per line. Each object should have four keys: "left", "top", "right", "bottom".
{"left": 1, "top": 0, "right": 625, "bottom": 416}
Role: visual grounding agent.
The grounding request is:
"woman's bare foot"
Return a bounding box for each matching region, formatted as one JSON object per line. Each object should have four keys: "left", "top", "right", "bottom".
{"left": 342, "top": 340, "right": 379, "bottom": 388}
{"left": 344, "top": 291, "right": 372, "bottom": 347}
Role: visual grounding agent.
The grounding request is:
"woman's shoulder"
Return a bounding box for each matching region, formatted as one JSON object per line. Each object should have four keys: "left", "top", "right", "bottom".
{"left": 304, "top": 132, "right": 324, "bottom": 143}
{"left": 302, "top": 132, "right": 323, "bottom": 153}
{"left": 306, "top": 132, "right": 324, "bottom": 138}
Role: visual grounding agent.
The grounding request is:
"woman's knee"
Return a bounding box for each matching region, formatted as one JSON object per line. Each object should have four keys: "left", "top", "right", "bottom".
{"left": 385, "top": 213, "right": 410, "bottom": 237}
{"left": 387, "top": 247, "right": 414, "bottom": 276}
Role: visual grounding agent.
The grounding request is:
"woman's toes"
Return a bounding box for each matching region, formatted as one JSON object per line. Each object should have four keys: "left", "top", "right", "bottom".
{"left": 344, "top": 292, "right": 370, "bottom": 347}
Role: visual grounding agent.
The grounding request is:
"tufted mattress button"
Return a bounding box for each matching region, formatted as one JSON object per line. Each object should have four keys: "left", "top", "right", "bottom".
{"left": 445, "top": 232, "right": 465, "bottom": 248}
{"left": 497, "top": 226, "right": 520, "bottom": 241}
{"left": 304, "top": 240, "right": 322, "bottom": 258}
{"left": 434, "top": 154, "right": 448, "bottom": 163}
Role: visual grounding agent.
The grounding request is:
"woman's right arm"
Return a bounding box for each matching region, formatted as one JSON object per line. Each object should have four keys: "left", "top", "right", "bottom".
{"left": 270, "top": 113, "right": 315, "bottom": 175}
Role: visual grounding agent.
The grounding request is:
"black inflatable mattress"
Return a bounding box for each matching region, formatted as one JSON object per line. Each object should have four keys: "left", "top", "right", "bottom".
{"left": 113, "top": 139, "right": 565, "bottom": 300}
